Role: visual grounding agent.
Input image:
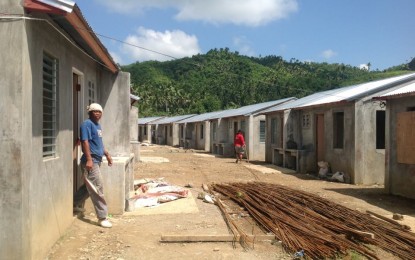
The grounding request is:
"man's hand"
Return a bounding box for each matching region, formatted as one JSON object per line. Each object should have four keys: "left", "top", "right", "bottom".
{"left": 106, "top": 154, "right": 113, "bottom": 167}
{"left": 86, "top": 159, "right": 93, "bottom": 171}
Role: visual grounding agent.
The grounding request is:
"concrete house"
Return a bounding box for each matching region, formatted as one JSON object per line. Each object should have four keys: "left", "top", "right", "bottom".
{"left": 209, "top": 98, "right": 296, "bottom": 161}
{"left": 261, "top": 73, "right": 415, "bottom": 185}
{"left": 1, "top": 1, "right": 133, "bottom": 259}
{"left": 176, "top": 110, "right": 225, "bottom": 151}
{"left": 373, "top": 80, "right": 415, "bottom": 199}
{"left": 138, "top": 116, "right": 164, "bottom": 143}
{"left": 150, "top": 114, "right": 196, "bottom": 146}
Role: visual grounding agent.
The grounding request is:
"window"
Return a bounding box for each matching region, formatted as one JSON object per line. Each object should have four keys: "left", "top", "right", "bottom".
{"left": 259, "top": 120, "right": 266, "bottom": 143}
{"left": 200, "top": 124, "right": 204, "bottom": 139}
{"left": 42, "top": 53, "right": 58, "bottom": 157}
{"left": 271, "top": 118, "right": 277, "bottom": 144}
{"left": 88, "top": 80, "right": 96, "bottom": 105}
{"left": 376, "top": 111, "right": 386, "bottom": 149}
{"left": 169, "top": 125, "right": 172, "bottom": 137}
{"left": 180, "top": 125, "right": 184, "bottom": 138}
{"left": 302, "top": 113, "right": 310, "bottom": 128}
{"left": 144, "top": 126, "right": 147, "bottom": 136}
{"left": 333, "top": 112, "right": 344, "bottom": 149}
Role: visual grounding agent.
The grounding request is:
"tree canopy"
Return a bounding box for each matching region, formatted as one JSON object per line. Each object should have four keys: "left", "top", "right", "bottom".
{"left": 122, "top": 49, "right": 413, "bottom": 117}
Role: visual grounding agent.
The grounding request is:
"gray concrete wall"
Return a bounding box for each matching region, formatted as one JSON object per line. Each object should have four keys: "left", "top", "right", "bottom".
{"left": 172, "top": 123, "right": 181, "bottom": 146}
{"left": 0, "top": 4, "right": 29, "bottom": 259}
{"left": 130, "top": 106, "right": 138, "bottom": 142}
{"left": 0, "top": 9, "right": 131, "bottom": 259}
{"left": 385, "top": 97, "right": 415, "bottom": 199}
{"left": 354, "top": 99, "right": 385, "bottom": 184}
{"left": 100, "top": 71, "right": 131, "bottom": 156}
{"left": 303, "top": 105, "right": 355, "bottom": 179}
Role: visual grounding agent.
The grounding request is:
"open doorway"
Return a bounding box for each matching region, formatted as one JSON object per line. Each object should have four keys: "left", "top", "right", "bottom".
{"left": 72, "top": 73, "right": 82, "bottom": 194}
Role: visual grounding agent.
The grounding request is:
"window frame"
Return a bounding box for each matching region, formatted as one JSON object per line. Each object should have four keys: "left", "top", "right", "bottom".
{"left": 333, "top": 111, "right": 344, "bottom": 149}
{"left": 42, "top": 52, "right": 59, "bottom": 158}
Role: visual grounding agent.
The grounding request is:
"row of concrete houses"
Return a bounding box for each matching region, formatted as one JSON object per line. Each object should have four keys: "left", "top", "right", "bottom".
{"left": 139, "top": 73, "right": 415, "bottom": 199}
{"left": 261, "top": 73, "right": 415, "bottom": 186}
{"left": 139, "top": 98, "right": 297, "bottom": 161}
{"left": 1, "top": 1, "right": 136, "bottom": 259}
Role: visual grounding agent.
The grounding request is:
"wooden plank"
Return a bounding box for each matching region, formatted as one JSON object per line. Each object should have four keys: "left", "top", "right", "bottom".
{"left": 397, "top": 112, "right": 415, "bottom": 164}
{"left": 160, "top": 234, "right": 276, "bottom": 242}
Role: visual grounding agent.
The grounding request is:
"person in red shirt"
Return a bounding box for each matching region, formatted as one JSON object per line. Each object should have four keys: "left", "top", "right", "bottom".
{"left": 234, "top": 130, "right": 246, "bottom": 163}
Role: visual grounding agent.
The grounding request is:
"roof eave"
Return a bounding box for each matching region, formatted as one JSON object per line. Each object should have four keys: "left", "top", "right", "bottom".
{"left": 24, "top": 0, "right": 119, "bottom": 74}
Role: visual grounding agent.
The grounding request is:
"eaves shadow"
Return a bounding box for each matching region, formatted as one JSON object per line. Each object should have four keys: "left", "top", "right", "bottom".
{"left": 324, "top": 187, "right": 415, "bottom": 217}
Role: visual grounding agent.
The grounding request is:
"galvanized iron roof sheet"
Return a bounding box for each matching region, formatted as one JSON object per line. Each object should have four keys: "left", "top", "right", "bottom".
{"left": 176, "top": 110, "right": 226, "bottom": 124}
{"left": 377, "top": 81, "right": 415, "bottom": 98}
{"left": 262, "top": 73, "right": 415, "bottom": 113}
{"left": 138, "top": 117, "right": 164, "bottom": 125}
{"left": 150, "top": 114, "right": 196, "bottom": 125}
{"left": 208, "top": 97, "right": 296, "bottom": 119}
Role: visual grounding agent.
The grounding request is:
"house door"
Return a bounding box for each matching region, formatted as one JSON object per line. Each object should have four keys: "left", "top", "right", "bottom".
{"left": 72, "top": 73, "right": 81, "bottom": 193}
{"left": 316, "top": 114, "right": 325, "bottom": 163}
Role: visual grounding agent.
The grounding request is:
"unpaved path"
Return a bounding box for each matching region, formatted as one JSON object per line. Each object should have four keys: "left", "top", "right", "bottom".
{"left": 47, "top": 145, "right": 415, "bottom": 260}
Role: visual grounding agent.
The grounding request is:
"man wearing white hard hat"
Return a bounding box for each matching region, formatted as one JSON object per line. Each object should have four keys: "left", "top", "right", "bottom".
{"left": 73, "top": 103, "right": 113, "bottom": 228}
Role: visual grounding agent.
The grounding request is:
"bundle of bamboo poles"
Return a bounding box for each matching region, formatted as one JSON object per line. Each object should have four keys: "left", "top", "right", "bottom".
{"left": 211, "top": 182, "right": 415, "bottom": 260}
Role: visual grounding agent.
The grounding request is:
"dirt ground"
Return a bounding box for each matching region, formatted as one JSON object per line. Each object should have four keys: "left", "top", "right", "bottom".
{"left": 47, "top": 145, "right": 415, "bottom": 260}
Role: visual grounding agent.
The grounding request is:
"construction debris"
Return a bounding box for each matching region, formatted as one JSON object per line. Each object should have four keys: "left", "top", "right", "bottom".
{"left": 211, "top": 182, "right": 415, "bottom": 260}
{"left": 127, "top": 178, "right": 189, "bottom": 211}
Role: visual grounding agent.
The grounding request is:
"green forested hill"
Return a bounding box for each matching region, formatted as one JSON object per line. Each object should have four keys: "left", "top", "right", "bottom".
{"left": 122, "top": 48, "right": 413, "bottom": 117}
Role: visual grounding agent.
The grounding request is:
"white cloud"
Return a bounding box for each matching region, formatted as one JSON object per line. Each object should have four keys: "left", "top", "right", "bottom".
{"left": 233, "top": 36, "right": 255, "bottom": 56}
{"left": 359, "top": 64, "right": 369, "bottom": 70}
{"left": 321, "top": 49, "right": 337, "bottom": 60}
{"left": 121, "top": 27, "right": 201, "bottom": 62}
{"left": 109, "top": 51, "right": 123, "bottom": 65}
{"left": 96, "top": 0, "right": 298, "bottom": 26}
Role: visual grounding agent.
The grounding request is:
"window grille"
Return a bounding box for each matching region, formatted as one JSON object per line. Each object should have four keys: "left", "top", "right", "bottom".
{"left": 88, "top": 81, "right": 96, "bottom": 104}
{"left": 42, "top": 53, "right": 58, "bottom": 157}
{"left": 259, "top": 120, "right": 266, "bottom": 143}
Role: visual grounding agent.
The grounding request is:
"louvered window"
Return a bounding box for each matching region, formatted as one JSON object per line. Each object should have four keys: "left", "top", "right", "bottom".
{"left": 42, "top": 53, "right": 58, "bottom": 158}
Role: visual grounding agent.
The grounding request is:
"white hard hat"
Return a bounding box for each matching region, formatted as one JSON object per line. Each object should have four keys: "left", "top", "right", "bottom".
{"left": 87, "top": 103, "right": 103, "bottom": 112}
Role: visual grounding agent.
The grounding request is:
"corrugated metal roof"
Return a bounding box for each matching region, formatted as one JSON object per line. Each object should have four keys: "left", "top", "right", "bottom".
{"left": 150, "top": 114, "right": 196, "bottom": 125}
{"left": 176, "top": 110, "right": 226, "bottom": 124}
{"left": 138, "top": 116, "right": 164, "bottom": 125}
{"left": 376, "top": 81, "right": 415, "bottom": 98}
{"left": 209, "top": 98, "right": 296, "bottom": 119}
{"left": 262, "top": 73, "right": 415, "bottom": 113}
{"left": 37, "top": 0, "right": 75, "bottom": 12}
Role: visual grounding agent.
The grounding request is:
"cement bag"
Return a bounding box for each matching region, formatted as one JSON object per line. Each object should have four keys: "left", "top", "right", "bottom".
{"left": 330, "top": 172, "right": 345, "bottom": 183}
{"left": 318, "top": 161, "right": 329, "bottom": 178}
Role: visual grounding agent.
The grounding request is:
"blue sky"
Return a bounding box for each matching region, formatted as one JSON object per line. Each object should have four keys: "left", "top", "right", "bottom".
{"left": 76, "top": 0, "right": 415, "bottom": 70}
